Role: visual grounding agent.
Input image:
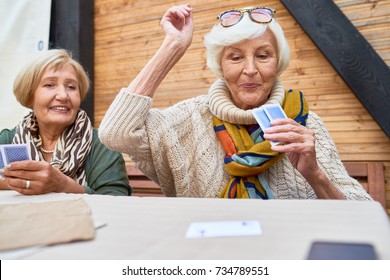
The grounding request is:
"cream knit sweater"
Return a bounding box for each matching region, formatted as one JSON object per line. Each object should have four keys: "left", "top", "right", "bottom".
{"left": 99, "top": 80, "right": 372, "bottom": 200}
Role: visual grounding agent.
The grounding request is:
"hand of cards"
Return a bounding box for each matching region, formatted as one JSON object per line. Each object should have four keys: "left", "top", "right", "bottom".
{"left": 252, "top": 103, "right": 288, "bottom": 146}
{"left": 0, "top": 144, "right": 32, "bottom": 169}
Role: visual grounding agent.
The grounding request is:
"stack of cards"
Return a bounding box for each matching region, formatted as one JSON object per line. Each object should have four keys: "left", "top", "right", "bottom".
{"left": 252, "top": 103, "right": 288, "bottom": 146}
{"left": 0, "top": 144, "right": 31, "bottom": 169}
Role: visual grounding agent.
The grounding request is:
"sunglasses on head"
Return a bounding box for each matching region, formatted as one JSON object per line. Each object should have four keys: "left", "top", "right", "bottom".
{"left": 217, "top": 7, "right": 276, "bottom": 27}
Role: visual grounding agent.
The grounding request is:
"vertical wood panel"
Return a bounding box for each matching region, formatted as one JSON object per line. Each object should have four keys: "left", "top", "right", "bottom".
{"left": 281, "top": 0, "right": 390, "bottom": 138}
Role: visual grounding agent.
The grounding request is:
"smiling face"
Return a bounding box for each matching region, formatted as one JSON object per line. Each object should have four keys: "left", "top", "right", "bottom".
{"left": 32, "top": 64, "right": 81, "bottom": 133}
{"left": 220, "top": 28, "right": 278, "bottom": 110}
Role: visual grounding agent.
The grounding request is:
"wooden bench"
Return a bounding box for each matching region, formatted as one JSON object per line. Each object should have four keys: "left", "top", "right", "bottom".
{"left": 126, "top": 162, "right": 387, "bottom": 208}
{"left": 126, "top": 164, "right": 165, "bottom": 197}
{"left": 343, "top": 162, "right": 386, "bottom": 209}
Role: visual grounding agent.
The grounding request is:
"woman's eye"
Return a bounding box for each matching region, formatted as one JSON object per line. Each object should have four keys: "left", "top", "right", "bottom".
{"left": 231, "top": 55, "right": 242, "bottom": 61}
{"left": 44, "top": 83, "right": 54, "bottom": 88}
{"left": 67, "top": 84, "right": 77, "bottom": 90}
{"left": 257, "top": 54, "right": 268, "bottom": 60}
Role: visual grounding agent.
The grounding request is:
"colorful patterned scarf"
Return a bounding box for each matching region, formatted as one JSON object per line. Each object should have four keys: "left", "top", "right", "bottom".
{"left": 213, "top": 89, "right": 309, "bottom": 199}
{"left": 12, "top": 109, "right": 93, "bottom": 185}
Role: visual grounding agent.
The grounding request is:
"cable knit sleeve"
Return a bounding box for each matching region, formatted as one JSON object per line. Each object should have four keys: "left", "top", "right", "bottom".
{"left": 98, "top": 88, "right": 215, "bottom": 196}
{"left": 98, "top": 88, "right": 158, "bottom": 174}
{"left": 308, "top": 111, "right": 373, "bottom": 201}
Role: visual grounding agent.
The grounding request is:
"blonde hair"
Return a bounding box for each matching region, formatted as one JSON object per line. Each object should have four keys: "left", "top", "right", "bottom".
{"left": 204, "top": 11, "right": 290, "bottom": 79}
{"left": 13, "top": 49, "right": 90, "bottom": 108}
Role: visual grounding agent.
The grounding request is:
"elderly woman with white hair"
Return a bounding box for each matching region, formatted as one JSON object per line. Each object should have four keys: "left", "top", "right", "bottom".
{"left": 99, "top": 4, "right": 371, "bottom": 200}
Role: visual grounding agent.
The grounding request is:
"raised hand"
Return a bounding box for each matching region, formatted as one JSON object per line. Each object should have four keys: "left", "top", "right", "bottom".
{"left": 160, "top": 4, "right": 194, "bottom": 49}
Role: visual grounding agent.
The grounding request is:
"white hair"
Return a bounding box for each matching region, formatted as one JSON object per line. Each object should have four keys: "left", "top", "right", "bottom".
{"left": 204, "top": 12, "right": 290, "bottom": 78}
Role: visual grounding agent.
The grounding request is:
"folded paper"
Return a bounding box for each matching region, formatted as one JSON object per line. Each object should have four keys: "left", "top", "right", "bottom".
{"left": 0, "top": 198, "right": 95, "bottom": 251}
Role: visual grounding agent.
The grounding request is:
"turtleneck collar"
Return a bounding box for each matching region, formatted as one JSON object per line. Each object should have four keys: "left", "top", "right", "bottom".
{"left": 208, "top": 79, "right": 286, "bottom": 125}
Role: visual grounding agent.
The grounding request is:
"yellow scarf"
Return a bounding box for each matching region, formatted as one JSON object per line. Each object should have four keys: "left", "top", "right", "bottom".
{"left": 213, "top": 90, "right": 309, "bottom": 198}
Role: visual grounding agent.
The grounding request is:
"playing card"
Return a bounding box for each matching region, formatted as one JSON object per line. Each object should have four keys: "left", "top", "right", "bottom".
{"left": 0, "top": 149, "right": 4, "bottom": 169}
{"left": 264, "top": 103, "right": 288, "bottom": 120}
{"left": 186, "top": 220, "right": 262, "bottom": 238}
{"left": 0, "top": 144, "right": 31, "bottom": 166}
{"left": 252, "top": 103, "right": 287, "bottom": 146}
{"left": 252, "top": 107, "right": 272, "bottom": 131}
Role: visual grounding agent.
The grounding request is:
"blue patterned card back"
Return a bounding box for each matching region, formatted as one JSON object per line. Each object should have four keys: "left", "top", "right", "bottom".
{"left": 264, "top": 104, "right": 287, "bottom": 120}
{"left": 252, "top": 107, "right": 271, "bottom": 131}
{"left": 3, "top": 146, "right": 29, "bottom": 163}
{"left": 0, "top": 149, "right": 4, "bottom": 169}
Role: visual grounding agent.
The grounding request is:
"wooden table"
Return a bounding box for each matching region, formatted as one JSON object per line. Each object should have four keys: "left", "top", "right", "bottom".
{"left": 1, "top": 190, "right": 389, "bottom": 260}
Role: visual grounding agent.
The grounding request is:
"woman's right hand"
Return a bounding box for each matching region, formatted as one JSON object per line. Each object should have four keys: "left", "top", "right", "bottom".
{"left": 160, "top": 4, "right": 194, "bottom": 50}
{"left": 0, "top": 160, "right": 85, "bottom": 195}
{"left": 122, "top": 4, "right": 194, "bottom": 97}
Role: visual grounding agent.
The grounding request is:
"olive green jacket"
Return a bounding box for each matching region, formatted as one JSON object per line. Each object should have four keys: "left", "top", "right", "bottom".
{"left": 0, "top": 128, "right": 131, "bottom": 196}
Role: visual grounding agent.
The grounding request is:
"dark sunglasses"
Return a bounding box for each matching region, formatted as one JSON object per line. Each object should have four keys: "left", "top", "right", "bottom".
{"left": 217, "top": 7, "right": 276, "bottom": 27}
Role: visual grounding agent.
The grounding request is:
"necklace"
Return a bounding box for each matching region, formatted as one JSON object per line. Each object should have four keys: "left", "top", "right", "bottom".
{"left": 41, "top": 147, "right": 54, "bottom": 154}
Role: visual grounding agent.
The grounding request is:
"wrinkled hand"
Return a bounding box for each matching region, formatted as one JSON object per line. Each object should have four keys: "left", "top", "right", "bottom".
{"left": 263, "top": 118, "right": 320, "bottom": 179}
{"left": 160, "top": 4, "right": 193, "bottom": 49}
{"left": 0, "top": 160, "right": 70, "bottom": 195}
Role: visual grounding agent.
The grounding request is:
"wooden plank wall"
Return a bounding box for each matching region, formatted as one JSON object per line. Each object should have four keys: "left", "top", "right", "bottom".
{"left": 94, "top": 0, "right": 390, "bottom": 214}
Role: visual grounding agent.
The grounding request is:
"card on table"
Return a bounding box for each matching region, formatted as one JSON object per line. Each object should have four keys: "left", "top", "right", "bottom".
{"left": 185, "top": 220, "right": 262, "bottom": 238}
{"left": 252, "top": 103, "right": 287, "bottom": 146}
{"left": 0, "top": 144, "right": 31, "bottom": 167}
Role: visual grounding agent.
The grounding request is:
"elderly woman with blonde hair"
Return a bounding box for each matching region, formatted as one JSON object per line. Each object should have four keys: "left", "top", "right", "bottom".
{"left": 0, "top": 49, "right": 131, "bottom": 196}
{"left": 99, "top": 4, "right": 371, "bottom": 200}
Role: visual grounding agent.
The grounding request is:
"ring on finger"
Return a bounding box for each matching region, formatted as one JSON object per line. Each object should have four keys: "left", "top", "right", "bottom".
{"left": 26, "top": 180, "right": 31, "bottom": 189}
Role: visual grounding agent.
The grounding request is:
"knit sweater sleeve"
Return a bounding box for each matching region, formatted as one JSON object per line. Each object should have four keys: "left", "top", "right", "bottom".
{"left": 99, "top": 88, "right": 209, "bottom": 195}
{"left": 98, "top": 87, "right": 156, "bottom": 168}
{"left": 308, "top": 111, "right": 373, "bottom": 201}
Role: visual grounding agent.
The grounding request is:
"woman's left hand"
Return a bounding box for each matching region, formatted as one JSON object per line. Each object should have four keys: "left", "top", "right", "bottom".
{"left": 0, "top": 160, "right": 83, "bottom": 195}
{"left": 263, "top": 118, "right": 320, "bottom": 179}
{"left": 263, "top": 118, "right": 346, "bottom": 199}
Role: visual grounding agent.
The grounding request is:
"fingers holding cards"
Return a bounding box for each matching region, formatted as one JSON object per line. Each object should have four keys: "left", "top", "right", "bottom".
{"left": 0, "top": 144, "right": 35, "bottom": 193}
{"left": 0, "top": 144, "right": 32, "bottom": 182}
{"left": 252, "top": 103, "right": 287, "bottom": 146}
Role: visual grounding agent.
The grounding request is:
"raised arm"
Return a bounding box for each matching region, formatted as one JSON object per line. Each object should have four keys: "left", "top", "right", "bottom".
{"left": 99, "top": 4, "right": 194, "bottom": 171}
{"left": 128, "top": 4, "right": 194, "bottom": 97}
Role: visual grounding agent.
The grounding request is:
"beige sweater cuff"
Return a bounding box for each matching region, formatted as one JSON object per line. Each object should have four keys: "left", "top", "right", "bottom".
{"left": 98, "top": 88, "right": 152, "bottom": 151}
